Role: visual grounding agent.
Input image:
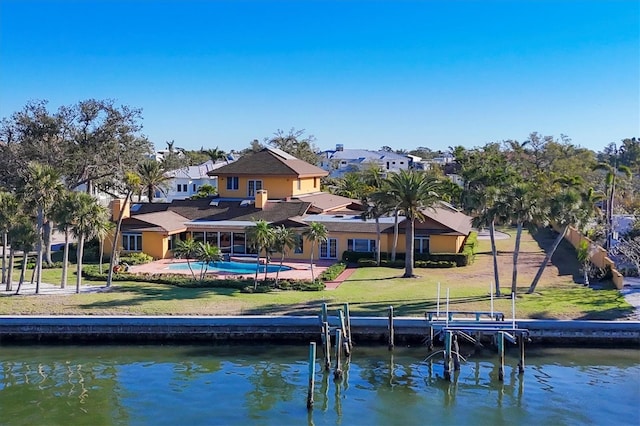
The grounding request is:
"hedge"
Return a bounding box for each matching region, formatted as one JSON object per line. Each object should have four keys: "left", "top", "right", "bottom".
{"left": 319, "top": 262, "right": 347, "bottom": 281}
{"left": 347, "top": 231, "right": 479, "bottom": 268}
{"left": 81, "top": 265, "right": 324, "bottom": 292}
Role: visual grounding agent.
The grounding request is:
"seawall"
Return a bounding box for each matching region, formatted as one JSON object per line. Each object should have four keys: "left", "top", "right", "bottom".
{"left": 1, "top": 316, "right": 639, "bottom": 346}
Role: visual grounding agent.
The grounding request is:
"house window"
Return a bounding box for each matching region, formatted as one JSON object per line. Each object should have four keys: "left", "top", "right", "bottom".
{"left": 247, "top": 179, "right": 262, "bottom": 197}
{"left": 347, "top": 239, "right": 376, "bottom": 252}
{"left": 193, "top": 184, "right": 197, "bottom": 192}
{"left": 294, "top": 234, "right": 304, "bottom": 254}
{"left": 227, "top": 176, "right": 239, "bottom": 191}
{"left": 297, "top": 179, "right": 301, "bottom": 190}
{"left": 314, "top": 177, "right": 318, "bottom": 188}
{"left": 191, "top": 231, "right": 205, "bottom": 242}
{"left": 320, "top": 238, "right": 338, "bottom": 259}
{"left": 168, "top": 235, "right": 177, "bottom": 251}
{"left": 414, "top": 236, "right": 430, "bottom": 254}
{"left": 122, "top": 233, "right": 142, "bottom": 251}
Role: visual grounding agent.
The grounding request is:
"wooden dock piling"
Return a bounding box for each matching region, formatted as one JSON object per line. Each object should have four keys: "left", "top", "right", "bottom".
{"left": 518, "top": 335, "right": 525, "bottom": 374}
{"left": 497, "top": 332, "right": 505, "bottom": 381}
{"left": 322, "top": 321, "right": 331, "bottom": 371}
{"left": 307, "top": 342, "right": 316, "bottom": 410}
{"left": 452, "top": 333, "right": 461, "bottom": 371}
{"left": 338, "top": 310, "right": 351, "bottom": 357}
{"left": 343, "top": 303, "right": 352, "bottom": 351}
{"left": 334, "top": 329, "right": 343, "bottom": 380}
{"left": 443, "top": 330, "right": 452, "bottom": 381}
{"left": 388, "top": 306, "right": 395, "bottom": 351}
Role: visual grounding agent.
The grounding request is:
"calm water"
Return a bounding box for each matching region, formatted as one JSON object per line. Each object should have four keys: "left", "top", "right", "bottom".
{"left": 168, "top": 260, "right": 291, "bottom": 274}
{"left": 0, "top": 344, "right": 638, "bottom": 426}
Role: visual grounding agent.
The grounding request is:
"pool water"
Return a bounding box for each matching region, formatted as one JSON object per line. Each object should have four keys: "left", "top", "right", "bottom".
{"left": 168, "top": 260, "right": 292, "bottom": 274}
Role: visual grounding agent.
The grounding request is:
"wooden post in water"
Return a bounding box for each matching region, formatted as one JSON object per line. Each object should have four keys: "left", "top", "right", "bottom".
{"left": 452, "top": 333, "right": 461, "bottom": 371}
{"left": 322, "top": 322, "right": 331, "bottom": 371}
{"left": 498, "top": 331, "right": 505, "bottom": 381}
{"left": 338, "top": 310, "right": 351, "bottom": 357}
{"left": 518, "top": 334, "right": 525, "bottom": 374}
{"left": 427, "top": 316, "right": 434, "bottom": 352}
{"left": 334, "top": 329, "right": 343, "bottom": 380}
{"left": 321, "top": 303, "right": 328, "bottom": 324}
{"left": 343, "top": 303, "right": 352, "bottom": 351}
{"left": 388, "top": 305, "right": 395, "bottom": 351}
{"left": 307, "top": 342, "right": 316, "bottom": 410}
{"left": 443, "top": 330, "right": 452, "bottom": 381}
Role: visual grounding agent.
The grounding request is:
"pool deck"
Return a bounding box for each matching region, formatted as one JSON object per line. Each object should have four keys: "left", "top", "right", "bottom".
{"left": 127, "top": 258, "right": 352, "bottom": 289}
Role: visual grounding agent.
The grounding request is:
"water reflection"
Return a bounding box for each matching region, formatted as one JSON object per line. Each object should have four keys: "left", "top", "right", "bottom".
{"left": 0, "top": 345, "right": 637, "bottom": 426}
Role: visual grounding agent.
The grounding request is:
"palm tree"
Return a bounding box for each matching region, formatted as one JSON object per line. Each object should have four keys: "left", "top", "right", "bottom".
{"left": 173, "top": 238, "right": 199, "bottom": 280}
{"left": 467, "top": 185, "right": 504, "bottom": 297}
{"left": 19, "top": 162, "right": 63, "bottom": 294}
{"left": 73, "top": 193, "right": 108, "bottom": 293}
{"left": 107, "top": 171, "right": 142, "bottom": 288}
{"left": 11, "top": 221, "right": 36, "bottom": 295}
{"left": 303, "top": 222, "right": 328, "bottom": 281}
{"left": 51, "top": 190, "right": 78, "bottom": 289}
{"left": 195, "top": 242, "right": 223, "bottom": 281}
{"left": 593, "top": 162, "right": 632, "bottom": 250}
{"left": 137, "top": 160, "right": 171, "bottom": 203}
{"left": 0, "top": 191, "right": 20, "bottom": 287}
{"left": 527, "top": 186, "right": 586, "bottom": 294}
{"left": 504, "top": 182, "right": 544, "bottom": 295}
{"left": 360, "top": 194, "right": 389, "bottom": 266}
{"left": 202, "top": 146, "right": 228, "bottom": 164}
{"left": 95, "top": 218, "right": 116, "bottom": 274}
{"left": 386, "top": 170, "right": 440, "bottom": 278}
{"left": 333, "top": 172, "right": 365, "bottom": 199}
{"left": 272, "top": 225, "right": 297, "bottom": 285}
{"left": 245, "top": 220, "right": 274, "bottom": 289}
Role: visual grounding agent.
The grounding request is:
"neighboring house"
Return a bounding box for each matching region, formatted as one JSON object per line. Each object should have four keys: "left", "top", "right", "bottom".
{"left": 158, "top": 160, "right": 229, "bottom": 202}
{"left": 319, "top": 145, "right": 416, "bottom": 178}
{"left": 105, "top": 147, "right": 472, "bottom": 261}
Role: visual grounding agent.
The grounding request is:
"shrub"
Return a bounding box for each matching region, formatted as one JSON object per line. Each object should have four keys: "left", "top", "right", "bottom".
{"left": 415, "top": 260, "right": 456, "bottom": 268}
{"left": 357, "top": 258, "right": 378, "bottom": 267}
{"left": 120, "top": 252, "right": 154, "bottom": 265}
{"left": 319, "top": 262, "right": 347, "bottom": 281}
{"left": 81, "top": 265, "right": 324, "bottom": 292}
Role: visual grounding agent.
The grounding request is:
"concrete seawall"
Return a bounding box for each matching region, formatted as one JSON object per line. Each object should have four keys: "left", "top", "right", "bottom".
{"left": 1, "top": 316, "right": 639, "bottom": 346}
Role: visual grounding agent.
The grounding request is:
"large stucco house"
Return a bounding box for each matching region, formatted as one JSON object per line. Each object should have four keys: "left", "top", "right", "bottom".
{"left": 106, "top": 147, "right": 472, "bottom": 262}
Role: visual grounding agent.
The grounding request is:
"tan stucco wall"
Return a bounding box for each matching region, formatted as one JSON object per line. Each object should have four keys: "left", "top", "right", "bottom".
{"left": 217, "top": 175, "right": 318, "bottom": 199}
{"left": 430, "top": 235, "right": 465, "bottom": 253}
{"left": 556, "top": 224, "right": 624, "bottom": 290}
{"left": 142, "top": 232, "right": 169, "bottom": 260}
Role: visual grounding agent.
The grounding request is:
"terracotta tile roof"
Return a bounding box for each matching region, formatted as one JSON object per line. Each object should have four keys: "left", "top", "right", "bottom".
{"left": 207, "top": 147, "right": 328, "bottom": 178}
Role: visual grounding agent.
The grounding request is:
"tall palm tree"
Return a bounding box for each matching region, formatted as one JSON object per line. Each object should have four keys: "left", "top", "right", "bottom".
{"left": 467, "top": 185, "right": 504, "bottom": 297}
{"left": 107, "top": 171, "right": 142, "bottom": 288}
{"left": 272, "top": 225, "right": 297, "bottom": 285}
{"left": 51, "top": 190, "right": 78, "bottom": 289}
{"left": 11, "top": 220, "right": 36, "bottom": 295}
{"left": 504, "top": 182, "right": 544, "bottom": 295}
{"left": 73, "top": 193, "right": 108, "bottom": 293}
{"left": 303, "top": 222, "right": 328, "bottom": 281}
{"left": 245, "top": 220, "right": 274, "bottom": 289}
{"left": 173, "top": 238, "right": 199, "bottom": 280}
{"left": 527, "top": 186, "right": 586, "bottom": 294}
{"left": 360, "top": 193, "right": 389, "bottom": 266}
{"left": 137, "top": 160, "right": 171, "bottom": 203}
{"left": 386, "top": 170, "right": 440, "bottom": 278}
{"left": 95, "top": 218, "right": 116, "bottom": 274}
{"left": 19, "top": 162, "right": 63, "bottom": 294}
{"left": 0, "top": 191, "right": 20, "bottom": 287}
{"left": 593, "top": 162, "right": 632, "bottom": 249}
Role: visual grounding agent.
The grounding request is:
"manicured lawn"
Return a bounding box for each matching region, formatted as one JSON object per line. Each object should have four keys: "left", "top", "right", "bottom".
{"left": 1, "top": 227, "right": 634, "bottom": 319}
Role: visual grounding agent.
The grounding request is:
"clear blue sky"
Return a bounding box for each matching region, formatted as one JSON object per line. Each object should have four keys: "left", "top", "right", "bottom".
{"left": 1, "top": 0, "right": 638, "bottom": 154}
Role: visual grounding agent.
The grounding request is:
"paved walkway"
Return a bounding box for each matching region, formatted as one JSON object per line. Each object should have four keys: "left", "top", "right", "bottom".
{"left": 1, "top": 281, "right": 108, "bottom": 296}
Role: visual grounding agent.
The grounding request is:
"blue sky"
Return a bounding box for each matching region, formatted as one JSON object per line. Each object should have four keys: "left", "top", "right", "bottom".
{"left": 1, "top": 0, "right": 638, "bottom": 154}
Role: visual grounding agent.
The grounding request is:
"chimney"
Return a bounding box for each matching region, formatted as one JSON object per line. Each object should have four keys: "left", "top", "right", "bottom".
{"left": 111, "top": 198, "right": 130, "bottom": 221}
{"left": 336, "top": 143, "right": 344, "bottom": 151}
{"left": 255, "top": 189, "right": 268, "bottom": 209}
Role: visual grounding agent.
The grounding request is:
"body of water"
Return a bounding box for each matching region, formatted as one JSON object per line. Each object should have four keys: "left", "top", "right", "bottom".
{"left": 167, "top": 260, "right": 291, "bottom": 274}
{"left": 0, "top": 344, "right": 638, "bottom": 425}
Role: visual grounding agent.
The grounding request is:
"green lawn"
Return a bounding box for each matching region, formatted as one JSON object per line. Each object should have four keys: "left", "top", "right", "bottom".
{"left": 1, "top": 228, "right": 634, "bottom": 320}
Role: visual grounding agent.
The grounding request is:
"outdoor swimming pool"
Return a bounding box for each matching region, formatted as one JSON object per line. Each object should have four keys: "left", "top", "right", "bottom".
{"left": 167, "top": 260, "right": 292, "bottom": 274}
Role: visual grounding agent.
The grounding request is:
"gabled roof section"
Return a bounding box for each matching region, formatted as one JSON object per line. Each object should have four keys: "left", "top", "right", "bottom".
{"left": 420, "top": 202, "right": 472, "bottom": 236}
{"left": 122, "top": 211, "right": 189, "bottom": 234}
{"left": 130, "top": 197, "right": 311, "bottom": 225}
{"left": 294, "top": 192, "right": 362, "bottom": 213}
{"left": 207, "top": 147, "right": 328, "bottom": 178}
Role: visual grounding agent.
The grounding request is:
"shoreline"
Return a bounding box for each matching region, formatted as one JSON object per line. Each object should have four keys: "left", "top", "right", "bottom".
{"left": 1, "top": 315, "right": 639, "bottom": 346}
